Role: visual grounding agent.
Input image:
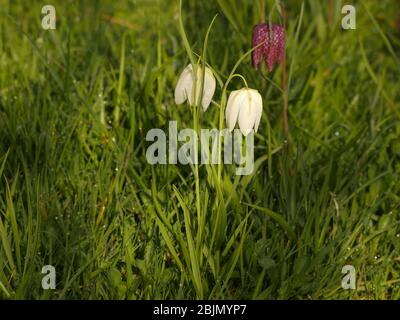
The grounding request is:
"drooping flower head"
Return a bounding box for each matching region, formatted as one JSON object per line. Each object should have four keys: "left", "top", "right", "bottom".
{"left": 225, "top": 88, "right": 263, "bottom": 136}
{"left": 174, "top": 64, "right": 216, "bottom": 112}
{"left": 252, "top": 23, "right": 285, "bottom": 72}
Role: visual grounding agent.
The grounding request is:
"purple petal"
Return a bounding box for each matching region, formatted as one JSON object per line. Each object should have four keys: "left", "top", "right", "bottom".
{"left": 252, "top": 23, "right": 285, "bottom": 72}
{"left": 252, "top": 24, "right": 269, "bottom": 70}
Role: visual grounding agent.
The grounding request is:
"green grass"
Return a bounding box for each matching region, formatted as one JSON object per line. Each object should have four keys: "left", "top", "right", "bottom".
{"left": 0, "top": 0, "right": 399, "bottom": 299}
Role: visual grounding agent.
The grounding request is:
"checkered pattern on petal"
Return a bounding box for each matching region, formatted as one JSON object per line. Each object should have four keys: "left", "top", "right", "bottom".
{"left": 252, "top": 23, "right": 285, "bottom": 72}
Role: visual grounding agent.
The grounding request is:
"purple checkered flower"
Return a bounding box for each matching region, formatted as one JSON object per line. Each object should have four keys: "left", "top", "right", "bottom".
{"left": 252, "top": 23, "right": 285, "bottom": 72}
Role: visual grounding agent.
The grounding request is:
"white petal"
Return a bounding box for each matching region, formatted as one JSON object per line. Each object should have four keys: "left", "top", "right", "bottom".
{"left": 238, "top": 89, "right": 257, "bottom": 136}
{"left": 225, "top": 89, "right": 242, "bottom": 131}
{"left": 200, "top": 67, "right": 216, "bottom": 111}
{"left": 174, "top": 64, "right": 194, "bottom": 105}
{"left": 251, "top": 90, "right": 263, "bottom": 132}
{"left": 175, "top": 64, "right": 216, "bottom": 111}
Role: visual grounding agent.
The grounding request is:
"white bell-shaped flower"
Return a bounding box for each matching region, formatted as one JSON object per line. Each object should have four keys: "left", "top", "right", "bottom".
{"left": 174, "top": 64, "right": 216, "bottom": 111}
{"left": 226, "top": 88, "right": 263, "bottom": 136}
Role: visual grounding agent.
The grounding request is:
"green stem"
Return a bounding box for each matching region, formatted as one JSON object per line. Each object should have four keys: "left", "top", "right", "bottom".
{"left": 281, "top": 2, "right": 289, "bottom": 142}
{"left": 193, "top": 95, "right": 201, "bottom": 251}
{"left": 259, "top": 0, "right": 266, "bottom": 23}
{"left": 191, "top": 64, "right": 201, "bottom": 258}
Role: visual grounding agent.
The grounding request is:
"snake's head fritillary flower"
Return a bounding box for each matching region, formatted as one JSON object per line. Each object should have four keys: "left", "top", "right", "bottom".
{"left": 225, "top": 88, "right": 263, "bottom": 136}
{"left": 252, "top": 23, "right": 285, "bottom": 72}
{"left": 174, "top": 64, "right": 216, "bottom": 112}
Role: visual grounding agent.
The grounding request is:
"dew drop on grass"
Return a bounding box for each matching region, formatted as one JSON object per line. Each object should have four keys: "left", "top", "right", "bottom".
{"left": 335, "top": 131, "right": 340, "bottom": 137}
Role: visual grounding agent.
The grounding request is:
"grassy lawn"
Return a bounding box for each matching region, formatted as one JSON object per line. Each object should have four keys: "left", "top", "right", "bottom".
{"left": 0, "top": 0, "right": 399, "bottom": 299}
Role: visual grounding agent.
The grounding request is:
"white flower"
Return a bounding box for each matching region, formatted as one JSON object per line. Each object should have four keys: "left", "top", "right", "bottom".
{"left": 174, "top": 64, "right": 216, "bottom": 111}
{"left": 225, "top": 88, "right": 263, "bottom": 136}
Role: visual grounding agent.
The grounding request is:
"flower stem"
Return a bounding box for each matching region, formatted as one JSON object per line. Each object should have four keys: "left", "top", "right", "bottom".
{"left": 192, "top": 68, "right": 201, "bottom": 250}
{"left": 194, "top": 111, "right": 201, "bottom": 237}
{"left": 328, "top": 0, "right": 334, "bottom": 28}
{"left": 281, "top": 3, "right": 289, "bottom": 142}
{"left": 259, "top": 0, "right": 266, "bottom": 23}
